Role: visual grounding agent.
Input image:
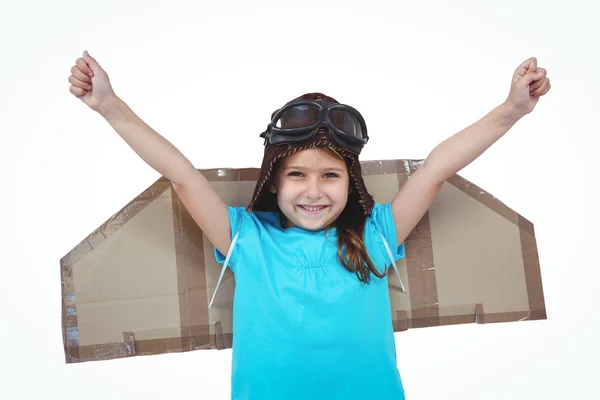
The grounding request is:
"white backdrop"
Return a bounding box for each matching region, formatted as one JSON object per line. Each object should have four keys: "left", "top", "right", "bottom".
{"left": 2, "top": 0, "right": 598, "bottom": 399}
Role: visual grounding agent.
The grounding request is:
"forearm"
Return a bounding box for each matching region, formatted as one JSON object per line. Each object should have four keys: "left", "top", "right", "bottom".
{"left": 98, "top": 96, "right": 197, "bottom": 184}
{"left": 424, "top": 102, "right": 522, "bottom": 182}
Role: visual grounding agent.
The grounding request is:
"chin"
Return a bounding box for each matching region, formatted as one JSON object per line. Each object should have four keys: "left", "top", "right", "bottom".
{"left": 294, "top": 219, "right": 329, "bottom": 231}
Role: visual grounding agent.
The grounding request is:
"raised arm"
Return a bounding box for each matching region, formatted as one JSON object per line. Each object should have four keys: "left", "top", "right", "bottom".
{"left": 68, "top": 51, "right": 232, "bottom": 255}
{"left": 391, "top": 57, "right": 551, "bottom": 246}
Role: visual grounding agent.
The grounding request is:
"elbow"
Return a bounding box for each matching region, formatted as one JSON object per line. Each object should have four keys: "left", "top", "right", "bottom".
{"left": 419, "top": 159, "right": 449, "bottom": 186}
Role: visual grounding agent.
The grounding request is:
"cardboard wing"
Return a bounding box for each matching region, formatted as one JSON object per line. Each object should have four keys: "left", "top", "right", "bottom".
{"left": 60, "top": 159, "right": 546, "bottom": 363}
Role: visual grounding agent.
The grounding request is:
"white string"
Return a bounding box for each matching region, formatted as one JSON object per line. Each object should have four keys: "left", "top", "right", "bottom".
{"left": 208, "top": 232, "right": 239, "bottom": 309}
{"left": 378, "top": 231, "right": 406, "bottom": 293}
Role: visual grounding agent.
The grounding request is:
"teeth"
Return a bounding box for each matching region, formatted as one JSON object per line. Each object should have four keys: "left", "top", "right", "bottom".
{"left": 302, "top": 205, "right": 325, "bottom": 211}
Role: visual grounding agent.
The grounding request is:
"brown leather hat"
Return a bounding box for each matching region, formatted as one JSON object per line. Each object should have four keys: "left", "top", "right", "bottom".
{"left": 246, "top": 93, "right": 375, "bottom": 216}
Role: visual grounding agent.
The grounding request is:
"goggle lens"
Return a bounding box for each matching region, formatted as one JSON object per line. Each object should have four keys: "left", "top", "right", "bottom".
{"left": 275, "top": 104, "right": 365, "bottom": 140}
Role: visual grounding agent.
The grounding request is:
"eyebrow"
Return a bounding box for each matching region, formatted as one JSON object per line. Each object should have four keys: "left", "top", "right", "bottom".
{"left": 283, "top": 166, "right": 345, "bottom": 172}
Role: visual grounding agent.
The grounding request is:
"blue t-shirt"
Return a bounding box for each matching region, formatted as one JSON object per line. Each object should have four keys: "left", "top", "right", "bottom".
{"left": 214, "top": 202, "right": 406, "bottom": 400}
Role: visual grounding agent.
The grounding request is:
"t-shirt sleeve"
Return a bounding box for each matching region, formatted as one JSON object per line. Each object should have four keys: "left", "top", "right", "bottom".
{"left": 369, "top": 202, "right": 406, "bottom": 261}
{"left": 213, "top": 205, "right": 248, "bottom": 271}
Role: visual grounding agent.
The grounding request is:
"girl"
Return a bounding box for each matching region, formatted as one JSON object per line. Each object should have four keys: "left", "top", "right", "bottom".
{"left": 68, "top": 51, "right": 550, "bottom": 400}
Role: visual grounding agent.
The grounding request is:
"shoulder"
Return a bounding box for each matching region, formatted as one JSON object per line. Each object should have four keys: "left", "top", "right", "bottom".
{"left": 225, "top": 205, "right": 280, "bottom": 234}
{"left": 367, "top": 202, "right": 395, "bottom": 227}
{"left": 365, "top": 202, "right": 405, "bottom": 259}
{"left": 214, "top": 206, "right": 282, "bottom": 269}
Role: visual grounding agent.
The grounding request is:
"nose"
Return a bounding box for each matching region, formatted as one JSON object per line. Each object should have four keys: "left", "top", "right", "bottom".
{"left": 304, "top": 177, "right": 323, "bottom": 199}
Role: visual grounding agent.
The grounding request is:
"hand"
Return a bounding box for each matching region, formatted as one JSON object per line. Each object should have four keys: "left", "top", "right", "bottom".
{"left": 68, "top": 51, "right": 117, "bottom": 112}
{"left": 504, "top": 57, "right": 551, "bottom": 118}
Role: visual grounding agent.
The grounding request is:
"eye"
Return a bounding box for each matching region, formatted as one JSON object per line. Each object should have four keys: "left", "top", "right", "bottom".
{"left": 287, "top": 171, "right": 304, "bottom": 177}
{"left": 324, "top": 172, "right": 339, "bottom": 179}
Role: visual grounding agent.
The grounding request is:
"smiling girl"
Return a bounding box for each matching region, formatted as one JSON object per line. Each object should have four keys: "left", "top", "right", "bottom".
{"left": 68, "top": 51, "right": 550, "bottom": 400}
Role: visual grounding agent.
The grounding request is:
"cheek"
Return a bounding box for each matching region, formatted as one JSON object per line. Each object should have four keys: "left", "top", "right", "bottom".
{"left": 338, "top": 192, "right": 350, "bottom": 206}
{"left": 271, "top": 174, "right": 288, "bottom": 194}
{"left": 332, "top": 181, "right": 350, "bottom": 204}
{"left": 274, "top": 180, "right": 297, "bottom": 202}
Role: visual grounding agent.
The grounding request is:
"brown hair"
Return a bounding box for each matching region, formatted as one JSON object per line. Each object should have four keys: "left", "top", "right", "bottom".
{"left": 272, "top": 93, "right": 386, "bottom": 283}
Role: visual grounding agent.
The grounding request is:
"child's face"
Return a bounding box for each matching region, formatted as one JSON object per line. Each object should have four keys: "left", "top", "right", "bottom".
{"left": 271, "top": 148, "right": 350, "bottom": 231}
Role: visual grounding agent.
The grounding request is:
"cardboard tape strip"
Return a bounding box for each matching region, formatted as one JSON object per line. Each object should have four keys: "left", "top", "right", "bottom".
{"left": 405, "top": 209, "right": 440, "bottom": 329}
{"left": 396, "top": 304, "right": 497, "bottom": 330}
{"left": 172, "top": 187, "right": 212, "bottom": 352}
{"left": 519, "top": 216, "right": 547, "bottom": 320}
{"left": 400, "top": 160, "right": 440, "bottom": 330}
{"left": 60, "top": 257, "right": 80, "bottom": 363}
{"left": 65, "top": 323, "right": 228, "bottom": 364}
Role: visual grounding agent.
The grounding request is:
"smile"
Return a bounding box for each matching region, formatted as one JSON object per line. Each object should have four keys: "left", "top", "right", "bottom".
{"left": 298, "top": 205, "right": 328, "bottom": 214}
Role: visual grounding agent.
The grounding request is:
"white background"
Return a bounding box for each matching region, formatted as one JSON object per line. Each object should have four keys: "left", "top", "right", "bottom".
{"left": 2, "top": 0, "right": 598, "bottom": 399}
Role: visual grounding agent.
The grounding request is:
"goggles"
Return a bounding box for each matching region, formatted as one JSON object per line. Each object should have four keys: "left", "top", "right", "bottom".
{"left": 259, "top": 100, "right": 369, "bottom": 154}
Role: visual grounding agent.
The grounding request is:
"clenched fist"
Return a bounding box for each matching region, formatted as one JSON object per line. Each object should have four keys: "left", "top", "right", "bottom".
{"left": 505, "top": 57, "right": 551, "bottom": 118}
{"left": 68, "top": 51, "right": 116, "bottom": 112}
